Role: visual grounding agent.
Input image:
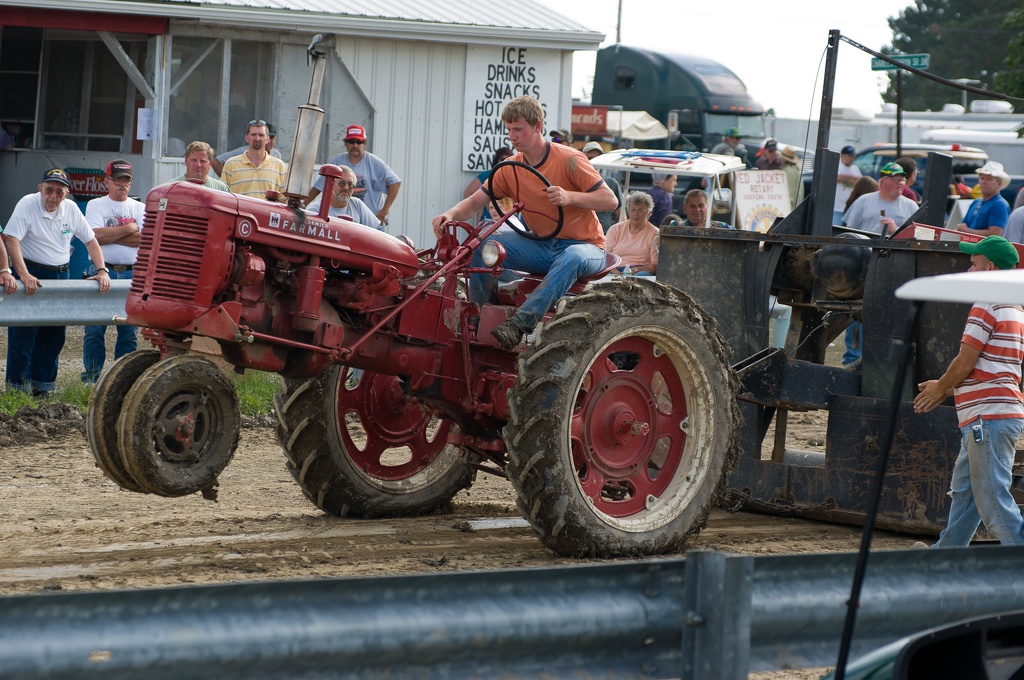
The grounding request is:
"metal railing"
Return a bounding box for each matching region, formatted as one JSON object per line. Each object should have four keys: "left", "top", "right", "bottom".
{"left": 0, "top": 546, "right": 1022, "bottom": 679}
{"left": 0, "top": 280, "right": 130, "bottom": 326}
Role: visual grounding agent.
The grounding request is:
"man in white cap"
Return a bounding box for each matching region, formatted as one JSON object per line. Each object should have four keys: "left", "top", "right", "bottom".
{"left": 957, "top": 161, "right": 1012, "bottom": 236}
{"left": 582, "top": 141, "right": 621, "bottom": 232}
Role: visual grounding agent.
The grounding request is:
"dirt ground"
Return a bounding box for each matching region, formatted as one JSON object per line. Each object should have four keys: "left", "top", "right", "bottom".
{"left": 0, "top": 330, "right": 915, "bottom": 679}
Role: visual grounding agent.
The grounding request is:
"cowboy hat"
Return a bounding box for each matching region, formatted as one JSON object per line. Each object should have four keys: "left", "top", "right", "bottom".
{"left": 976, "top": 160, "right": 1012, "bottom": 189}
{"left": 780, "top": 146, "right": 799, "bottom": 165}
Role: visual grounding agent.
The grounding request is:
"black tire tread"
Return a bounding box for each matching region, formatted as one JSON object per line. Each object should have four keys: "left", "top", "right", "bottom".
{"left": 274, "top": 366, "right": 475, "bottom": 519}
{"left": 505, "top": 278, "right": 741, "bottom": 557}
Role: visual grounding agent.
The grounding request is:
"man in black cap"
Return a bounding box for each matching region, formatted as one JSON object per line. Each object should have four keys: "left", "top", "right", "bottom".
{"left": 755, "top": 139, "right": 782, "bottom": 170}
{"left": 81, "top": 159, "right": 146, "bottom": 383}
{"left": 2, "top": 168, "right": 111, "bottom": 396}
{"left": 835, "top": 144, "right": 861, "bottom": 223}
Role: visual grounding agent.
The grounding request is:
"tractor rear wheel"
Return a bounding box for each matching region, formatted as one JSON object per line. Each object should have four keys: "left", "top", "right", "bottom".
{"left": 118, "top": 354, "right": 240, "bottom": 497}
{"left": 87, "top": 350, "right": 160, "bottom": 492}
{"left": 274, "top": 366, "right": 475, "bottom": 517}
{"left": 505, "top": 278, "right": 740, "bottom": 557}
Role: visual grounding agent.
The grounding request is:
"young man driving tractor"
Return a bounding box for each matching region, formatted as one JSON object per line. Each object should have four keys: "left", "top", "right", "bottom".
{"left": 432, "top": 96, "right": 617, "bottom": 350}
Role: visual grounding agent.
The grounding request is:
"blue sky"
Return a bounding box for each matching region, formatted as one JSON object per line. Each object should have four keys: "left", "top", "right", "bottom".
{"left": 546, "top": 0, "right": 910, "bottom": 120}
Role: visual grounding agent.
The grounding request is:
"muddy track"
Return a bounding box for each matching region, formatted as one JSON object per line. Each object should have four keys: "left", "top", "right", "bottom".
{"left": 0, "top": 427, "right": 929, "bottom": 599}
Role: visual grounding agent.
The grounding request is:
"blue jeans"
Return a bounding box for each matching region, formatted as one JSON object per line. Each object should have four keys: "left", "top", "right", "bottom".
{"left": 470, "top": 229, "right": 605, "bottom": 331}
{"left": 6, "top": 262, "right": 71, "bottom": 393}
{"left": 82, "top": 265, "right": 137, "bottom": 382}
{"left": 843, "top": 322, "right": 862, "bottom": 365}
{"left": 934, "top": 417, "right": 1024, "bottom": 548}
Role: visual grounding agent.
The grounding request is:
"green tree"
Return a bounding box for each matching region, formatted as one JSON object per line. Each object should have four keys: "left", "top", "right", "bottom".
{"left": 994, "top": 8, "right": 1024, "bottom": 108}
{"left": 882, "top": 0, "right": 1018, "bottom": 111}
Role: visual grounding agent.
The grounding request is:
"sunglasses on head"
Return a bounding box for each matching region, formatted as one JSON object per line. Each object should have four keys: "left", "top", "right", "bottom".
{"left": 248, "top": 119, "right": 267, "bottom": 126}
{"left": 345, "top": 139, "right": 365, "bottom": 145}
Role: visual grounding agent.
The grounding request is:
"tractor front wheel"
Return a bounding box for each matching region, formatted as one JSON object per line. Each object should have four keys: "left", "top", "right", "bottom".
{"left": 87, "top": 349, "right": 160, "bottom": 492}
{"left": 118, "top": 354, "right": 240, "bottom": 497}
{"left": 274, "top": 366, "right": 475, "bottom": 517}
{"left": 505, "top": 278, "right": 740, "bottom": 557}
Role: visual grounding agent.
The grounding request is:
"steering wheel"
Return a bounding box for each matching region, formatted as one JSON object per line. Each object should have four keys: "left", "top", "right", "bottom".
{"left": 487, "top": 160, "right": 565, "bottom": 241}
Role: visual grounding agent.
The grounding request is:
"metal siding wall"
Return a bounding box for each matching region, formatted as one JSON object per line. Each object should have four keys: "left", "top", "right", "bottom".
{"left": 337, "top": 37, "right": 469, "bottom": 247}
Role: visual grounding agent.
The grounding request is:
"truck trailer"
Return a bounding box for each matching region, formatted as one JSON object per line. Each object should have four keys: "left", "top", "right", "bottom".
{"left": 591, "top": 44, "right": 768, "bottom": 151}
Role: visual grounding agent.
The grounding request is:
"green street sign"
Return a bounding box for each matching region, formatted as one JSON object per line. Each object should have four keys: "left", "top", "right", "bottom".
{"left": 871, "top": 53, "right": 930, "bottom": 71}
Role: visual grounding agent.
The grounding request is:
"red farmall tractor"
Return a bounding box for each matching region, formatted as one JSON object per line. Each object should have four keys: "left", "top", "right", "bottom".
{"left": 87, "top": 38, "right": 738, "bottom": 558}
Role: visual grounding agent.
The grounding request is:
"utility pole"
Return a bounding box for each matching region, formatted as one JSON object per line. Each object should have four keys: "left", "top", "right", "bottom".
{"left": 616, "top": 0, "right": 622, "bottom": 43}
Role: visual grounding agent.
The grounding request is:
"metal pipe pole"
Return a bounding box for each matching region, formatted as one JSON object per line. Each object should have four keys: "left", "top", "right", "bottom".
{"left": 809, "top": 29, "right": 841, "bottom": 228}
{"left": 0, "top": 280, "right": 130, "bottom": 326}
{"left": 896, "top": 70, "right": 903, "bottom": 158}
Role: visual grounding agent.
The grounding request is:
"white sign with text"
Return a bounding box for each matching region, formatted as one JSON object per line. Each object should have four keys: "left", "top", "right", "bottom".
{"left": 734, "top": 170, "right": 792, "bottom": 232}
{"left": 463, "top": 46, "right": 560, "bottom": 172}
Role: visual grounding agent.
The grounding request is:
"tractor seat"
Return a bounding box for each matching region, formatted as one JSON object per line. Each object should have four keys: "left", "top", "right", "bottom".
{"left": 566, "top": 253, "right": 622, "bottom": 294}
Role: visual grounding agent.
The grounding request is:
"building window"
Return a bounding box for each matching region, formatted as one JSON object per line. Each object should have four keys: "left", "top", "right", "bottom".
{"left": 0, "top": 26, "right": 148, "bottom": 151}
{"left": 0, "top": 27, "right": 43, "bottom": 148}
{"left": 166, "top": 37, "right": 273, "bottom": 158}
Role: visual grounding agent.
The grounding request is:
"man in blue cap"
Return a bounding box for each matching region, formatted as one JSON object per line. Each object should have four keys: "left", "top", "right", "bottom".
{"left": 835, "top": 145, "right": 861, "bottom": 224}
{"left": 915, "top": 235, "right": 1024, "bottom": 547}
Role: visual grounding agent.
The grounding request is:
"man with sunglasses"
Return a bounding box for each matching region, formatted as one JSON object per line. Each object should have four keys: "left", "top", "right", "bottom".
{"left": 305, "top": 165, "right": 382, "bottom": 230}
{"left": 221, "top": 120, "right": 288, "bottom": 199}
{"left": 306, "top": 125, "right": 401, "bottom": 226}
{"left": 2, "top": 168, "right": 110, "bottom": 396}
{"left": 841, "top": 161, "right": 918, "bottom": 235}
{"left": 80, "top": 159, "right": 145, "bottom": 383}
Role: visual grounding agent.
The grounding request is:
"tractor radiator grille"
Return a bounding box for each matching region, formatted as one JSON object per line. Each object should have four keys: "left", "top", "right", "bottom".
{"left": 133, "top": 209, "right": 210, "bottom": 301}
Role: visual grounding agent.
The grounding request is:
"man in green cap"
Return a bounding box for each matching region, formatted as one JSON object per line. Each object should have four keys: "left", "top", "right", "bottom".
{"left": 842, "top": 161, "right": 919, "bottom": 235}
{"left": 914, "top": 235, "right": 1024, "bottom": 547}
{"left": 710, "top": 127, "right": 751, "bottom": 168}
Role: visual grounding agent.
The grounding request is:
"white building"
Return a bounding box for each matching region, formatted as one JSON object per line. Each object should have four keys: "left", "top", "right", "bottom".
{"left": 773, "top": 101, "right": 1024, "bottom": 175}
{"left": 0, "top": 0, "right": 602, "bottom": 246}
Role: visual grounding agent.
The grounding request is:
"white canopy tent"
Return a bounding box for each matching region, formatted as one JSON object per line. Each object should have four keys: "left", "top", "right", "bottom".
{"left": 605, "top": 111, "right": 669, "bottom": 140}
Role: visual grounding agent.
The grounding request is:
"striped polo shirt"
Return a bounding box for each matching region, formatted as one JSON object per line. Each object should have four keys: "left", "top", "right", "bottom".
{"left": 221, "top": 152, "right": 287, "bottom": 198}
{"left": 954, "top": 303, "right": 1024, "bottom": 427}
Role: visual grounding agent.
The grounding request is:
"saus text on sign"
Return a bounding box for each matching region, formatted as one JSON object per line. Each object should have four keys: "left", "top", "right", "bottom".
{"left": 462, "top": 45, "right": 560, "bottom": 172}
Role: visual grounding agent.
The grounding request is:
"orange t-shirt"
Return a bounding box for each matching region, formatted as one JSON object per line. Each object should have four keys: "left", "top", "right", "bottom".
{"left": 485, "top": 143, "right": 606, "bottom": 249}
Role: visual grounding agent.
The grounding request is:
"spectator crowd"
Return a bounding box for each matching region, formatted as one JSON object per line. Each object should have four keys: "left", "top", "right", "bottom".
{"left": 0, "top": 118, "right": 401, "bottom": 395}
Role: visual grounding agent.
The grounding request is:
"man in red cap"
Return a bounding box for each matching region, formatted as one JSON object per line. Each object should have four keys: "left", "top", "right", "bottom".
{"left": 81, "top": 158, "right": 146, "bottom": 383}
{"left": 306, "top": 124, "right": 402, "bottom": 225}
